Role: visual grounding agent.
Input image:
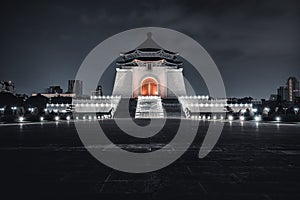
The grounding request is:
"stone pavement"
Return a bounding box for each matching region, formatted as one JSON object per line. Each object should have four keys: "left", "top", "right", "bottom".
{"left": 0, "top": 120, "right": 299, "bottom": 199}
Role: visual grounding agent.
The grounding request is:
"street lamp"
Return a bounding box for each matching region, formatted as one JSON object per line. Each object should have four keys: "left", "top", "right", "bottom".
{"left": 254, "top": 115, "right": 261, "bottom": 122}
{"left": 263, "top": 107, "right": 270, "bottom": 114}
{"left": 239, "top": 116, "right": 245, "bottom": 121}
{"left": 228, "top": 115, "right": 234, "bottom": 121}
{"left": 294, "top": 107, "right": 299, "bottom": 115}
{"left": 19, "top": 116, "right": 24, "bottom": 122}
{"left": 283, "top": 107, "right": 288, "bottom": 115}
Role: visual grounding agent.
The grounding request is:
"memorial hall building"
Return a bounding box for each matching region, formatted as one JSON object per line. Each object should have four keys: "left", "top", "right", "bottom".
{"left": 46, "top": 33, "right": 253, "bottom": 119}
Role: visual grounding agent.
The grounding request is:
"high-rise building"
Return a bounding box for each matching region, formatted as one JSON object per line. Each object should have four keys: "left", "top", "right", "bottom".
{"left": 68, "top": 80, "right": 83, "bottom": 97}
{"left": 277, "top": 86, "right": 288, "bottom": 101}
{"left": 287, "top": 77, "right": 300, "bottom": 102}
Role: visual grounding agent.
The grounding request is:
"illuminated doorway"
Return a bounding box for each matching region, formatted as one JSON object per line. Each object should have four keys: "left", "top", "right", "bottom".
{"left": 141, "top": 78, "right": 158, "bottom": 96}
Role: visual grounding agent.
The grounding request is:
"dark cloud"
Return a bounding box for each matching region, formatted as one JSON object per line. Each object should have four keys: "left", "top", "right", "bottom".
{"left": 0, "top": 0, "right": 299, "bottom": 98}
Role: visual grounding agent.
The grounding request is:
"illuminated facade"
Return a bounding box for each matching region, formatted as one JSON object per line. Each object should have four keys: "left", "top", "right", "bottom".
{"left": 112, "top": 33, "right": 186, "bottom": 99}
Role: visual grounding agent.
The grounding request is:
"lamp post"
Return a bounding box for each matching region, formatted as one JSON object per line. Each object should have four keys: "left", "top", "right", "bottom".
{"left": 294, "top": 107, "right": 299, "bottom": 115}
{"left": 263, "top": 107, "right": 270, "bottom": 116}
{"left": 283, "top": 107, "right": 288, "bottom": 115}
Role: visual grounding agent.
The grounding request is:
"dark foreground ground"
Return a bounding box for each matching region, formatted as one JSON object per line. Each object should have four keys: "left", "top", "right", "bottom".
{"left": 0, "top": 119, "right": 300, "bottom": 200}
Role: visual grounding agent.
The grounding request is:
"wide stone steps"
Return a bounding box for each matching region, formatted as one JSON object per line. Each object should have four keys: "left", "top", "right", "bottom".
{"left": 135, "top": 96, "right": 164, "bottom": 119}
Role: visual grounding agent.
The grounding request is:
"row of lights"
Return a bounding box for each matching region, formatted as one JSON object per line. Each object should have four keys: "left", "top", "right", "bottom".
{"left": 18, "top": 116, "right": 45, "bottom": 122}
{"left": 74, "top": 103, "right": 116, "bottom": 107}
{"left": 227, "top": 115, "right": 262, "bottom": 122}
{"left": 16, "top": 115, "right": 278, "bottom": 122}
{"left": 77, "top": 116, "right": 107, "bottom": 120}
{"left": 18, "top": 116, "right": 71, "bottom": 122}
{"left": 44, "top": 109, "right": 67, "bottom": 113}
{"left": 90, "top": 96, "right": 121, "bottom": 100}
{"left": 191, "top": 115, "right": 260, "bottom": 121}
{"left": 191, "top": 115, "right": 224, "bottom": 120}
{"left": 74, "top": 99, "right": 121, "bottom": 104}
{"left": 180, "top": 96, "right": 210, "bottom": 100}
{"left": 182, "top": 102, "right": 253, "bottom": 108}
{"left": 46, "top": 103, "right": 69, "bottom": 107}
{"left": 47, "top": 103, "right": 117, "bottom": 108}
{"left": 264, "top": 107, "right": 299, "bottom": 113}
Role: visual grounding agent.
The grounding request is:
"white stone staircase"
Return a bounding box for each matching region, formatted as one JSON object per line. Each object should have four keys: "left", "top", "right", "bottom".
{"left": 135, "top": 96, "right": 164, "bottom": 119}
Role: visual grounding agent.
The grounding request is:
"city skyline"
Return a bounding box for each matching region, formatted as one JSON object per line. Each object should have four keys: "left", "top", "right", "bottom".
{"left": 2, "top": 75, "right": 300, "bottom": 101}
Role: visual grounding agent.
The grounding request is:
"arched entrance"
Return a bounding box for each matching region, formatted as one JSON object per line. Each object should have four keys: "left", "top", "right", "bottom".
{"left": 141, "top": 78, "right": 158, "bottom": 96}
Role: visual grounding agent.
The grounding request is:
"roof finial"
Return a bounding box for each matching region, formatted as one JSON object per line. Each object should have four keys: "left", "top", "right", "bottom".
{"left": 147, "top": 32, "right": 152, "bottom": 39}
{"left": 136, "top": 32, "right": 162, "bottom": 49}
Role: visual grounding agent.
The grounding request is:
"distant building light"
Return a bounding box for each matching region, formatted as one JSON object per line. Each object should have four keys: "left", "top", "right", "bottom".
{"left": 252, "top": 108, "right": 258, "bottom": 113}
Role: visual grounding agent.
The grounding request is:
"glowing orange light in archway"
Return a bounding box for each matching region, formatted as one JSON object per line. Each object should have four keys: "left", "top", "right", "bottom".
{"left": 141, "top": 78, "right": 158, "bottom": 96}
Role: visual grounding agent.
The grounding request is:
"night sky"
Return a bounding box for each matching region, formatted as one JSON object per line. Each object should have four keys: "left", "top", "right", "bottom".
{"left": 1, "top": 0, "right": 299, "bottom": 99}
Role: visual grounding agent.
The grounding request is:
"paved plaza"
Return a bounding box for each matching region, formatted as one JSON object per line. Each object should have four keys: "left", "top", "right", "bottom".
{"left": 0, "top": 120, "right": 300, "bottom": 199}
